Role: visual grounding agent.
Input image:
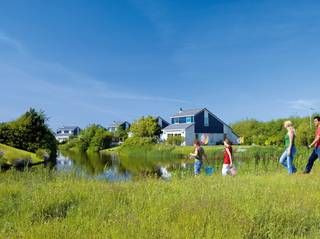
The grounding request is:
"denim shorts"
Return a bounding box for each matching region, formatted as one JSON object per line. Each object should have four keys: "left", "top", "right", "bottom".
{"left": 194, "top": 160, "right": 203, "bottom": 175}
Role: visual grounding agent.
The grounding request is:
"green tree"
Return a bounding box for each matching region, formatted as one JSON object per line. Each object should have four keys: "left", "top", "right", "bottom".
{"left": 114, "top": 125, "right": 128, "bottom": 142}
{"left": 89, "top": 129, "right": 113, "bottom": 152}
{"left": 64, "top": 124, "right": 112, "bottom": 152}
{"left": 296, "top": 122, "right": 314, "bottom": 147}
{"left": 231, "top": 116, "right": 313, "bottom": 146}
{"left": 130, "top": 116, "right": 161, "bottom": 138}
{"left": 0, "top": 108, "right": 57, "bottom": 159}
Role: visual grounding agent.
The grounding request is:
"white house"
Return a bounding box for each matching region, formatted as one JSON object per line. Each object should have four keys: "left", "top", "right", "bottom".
{"left": 161, "top": 108, "right": 239, "bottom": 146}
{"left": 107, "top": 121, "right": 131, "bottom": 133}
{"left": 55, "top": 126, "right": 81, "bottom": 143}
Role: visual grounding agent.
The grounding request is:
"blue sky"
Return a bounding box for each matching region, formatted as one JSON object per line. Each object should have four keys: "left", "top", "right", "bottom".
{"left": 1, "top": 0, "right": 320, "bottom": 130}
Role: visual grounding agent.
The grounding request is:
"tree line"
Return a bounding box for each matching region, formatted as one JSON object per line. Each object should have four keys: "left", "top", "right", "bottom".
{"left": 231, "top": 116, "right": 317, "bottom": 146}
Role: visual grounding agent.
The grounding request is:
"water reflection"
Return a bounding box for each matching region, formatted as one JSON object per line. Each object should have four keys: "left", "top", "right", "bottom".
{"left": 56, "top": 148, "right": 281, "bottom": 181}
{"left": 57, "top": 150, "right": 185, "bottom": 181}
{"left": 57, "top": 151, "right": 133, "bottom": 181}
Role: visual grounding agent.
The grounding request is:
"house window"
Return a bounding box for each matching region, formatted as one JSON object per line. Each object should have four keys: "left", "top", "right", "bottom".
{"left": 172, "top": 118, "right": 179, "bottom": 124}
{"left": 204, "top": 111, "right": 209, "bottom": 126}
{"left": 186, "top": 116, "right": 194, "bottom": 123}
{"left": 179, "top": 117, "right": 187, "bottom": 124}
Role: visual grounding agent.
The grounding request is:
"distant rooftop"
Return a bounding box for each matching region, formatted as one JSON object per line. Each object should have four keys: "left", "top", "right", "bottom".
{"left": 108, "top": 121, "right": 129, "bottom": 128}
{"left": 156, "top": 116, "right": 169, "bottom": 124}
{"left": 171, "top": 108, "right": 203, "bottom": 118}
{"left": 57, "top": 126, "right": 80, "bottom": 131}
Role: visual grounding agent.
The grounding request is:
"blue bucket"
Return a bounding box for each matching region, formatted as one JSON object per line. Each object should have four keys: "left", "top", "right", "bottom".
{"left": 205, "top": 166, "right": 214, "bottom": 176}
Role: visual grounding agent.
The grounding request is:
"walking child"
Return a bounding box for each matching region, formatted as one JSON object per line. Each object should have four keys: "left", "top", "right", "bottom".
{"left": 190, "top": 140, "right": 207, "bottom": 175}
{"left": 222, "top": 138, "right": 234, "bottom": 176}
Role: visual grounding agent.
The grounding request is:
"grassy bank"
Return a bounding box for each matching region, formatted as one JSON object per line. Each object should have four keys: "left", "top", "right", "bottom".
{"left": 101, "top": 144, "right": 233, "bottom": 159}
{"left": 0, "top": 144, "right": 43, "bottom": 165}
{"left": 1, "top": 168, "right": 320, "bottom": 238}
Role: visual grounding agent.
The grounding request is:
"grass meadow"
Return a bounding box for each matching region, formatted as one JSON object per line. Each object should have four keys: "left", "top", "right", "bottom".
{"left": 1, "top": 145, "right": 320, "bottom": 238}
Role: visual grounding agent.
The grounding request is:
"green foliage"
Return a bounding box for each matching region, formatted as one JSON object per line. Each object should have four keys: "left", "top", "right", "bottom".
{"left": 232, "top": 116, "right": 316, "bottom": 146}
{"left": 88, "top": 129, "right": 113, "bottom": 152}
{"left": 130, "top": 116, "right": 161, "bottom": 138}
{"left": 62, "top": 124, "right": 112, "bottom": 152}
{"left": 0, "top": 108, "right": 57, "bottom": 159}
{"left": 295, "top": 122, "right": 314, "bottom": 146}
{"left": 121, "top": 136, "right": 156, "bottom": 147}
{"left": 113, "top": 125, "right": 128, "bottom": 141}
{"left": 35, "top": 148, "right": 50, "bottom": 160}
{"left": 166, "top": 135, "right": 185, "bottom": 146}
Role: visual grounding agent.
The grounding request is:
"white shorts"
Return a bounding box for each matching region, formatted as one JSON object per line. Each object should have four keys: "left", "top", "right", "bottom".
{"left": 222, "top": 164, "right": 231, "bottom": 176}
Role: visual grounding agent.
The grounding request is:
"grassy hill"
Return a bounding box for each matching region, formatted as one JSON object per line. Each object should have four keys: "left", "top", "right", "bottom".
{"left": 0, "top": 143, "right": 43, "bottom": 165}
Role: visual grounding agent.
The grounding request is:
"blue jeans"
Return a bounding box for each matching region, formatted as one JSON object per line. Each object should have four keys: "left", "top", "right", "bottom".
{"left": 304, "top": 148, "right": 320, "bottom": 173}
{"left": 194, "top": 160, "right": 203, "bottom": 175}
{"left": 279, "top": 147, "right": 297, "bottom": 174}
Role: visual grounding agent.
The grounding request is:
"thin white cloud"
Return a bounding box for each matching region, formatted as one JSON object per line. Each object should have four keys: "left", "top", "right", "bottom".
{"left": 287, "top": 99, "right": 319, "bottom": 110}
{"left": 0, "top": 31, "right": 185, "bottom": 104}
{"left": 0, "top": 31, "right": 26, "bottom": 54}
{"left": 0, "top": 31, "right": 186, "bottom": 128}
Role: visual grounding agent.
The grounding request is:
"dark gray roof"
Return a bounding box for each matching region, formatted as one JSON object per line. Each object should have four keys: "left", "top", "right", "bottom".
{"left": 57, "top": 126, "right": 80, "bottom": 131}
{"left": 108, "top": 121, "right": 130, "bottom": 128}
{"left": 171, "top": 108, "right": 203, "bottom": 118}
{"left": 162, "top": 123, "right": 194, "bottom": 131}
{"left": 156, "top": 116, "right": 169, "bottom": 124}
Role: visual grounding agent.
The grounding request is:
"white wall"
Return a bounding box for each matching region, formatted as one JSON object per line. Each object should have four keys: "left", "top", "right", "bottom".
{"left": 56, "top": 135, "right": 70, "bottom": 143}
{"left": 185, "top": 125, "right": 195, "bottom": 146}
{"left": 161, "top": 129, "right": 184, "bottom": 141}
{"left": 162, "top": 125, "right": 195, "bottom": 146}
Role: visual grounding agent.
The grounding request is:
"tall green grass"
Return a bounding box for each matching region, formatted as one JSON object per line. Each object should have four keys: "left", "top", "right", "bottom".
{"left": 1, "top": 168, "right": 320, "bottom": 238}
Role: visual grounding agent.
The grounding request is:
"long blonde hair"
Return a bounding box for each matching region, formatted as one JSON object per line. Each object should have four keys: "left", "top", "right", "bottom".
{"left": 284, "top": 120, "right": 295, "bottom": 134}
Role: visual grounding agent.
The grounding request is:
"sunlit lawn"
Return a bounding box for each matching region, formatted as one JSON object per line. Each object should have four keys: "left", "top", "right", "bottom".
{"left": 1, "top": 167, "right": 320, "bottom": 239}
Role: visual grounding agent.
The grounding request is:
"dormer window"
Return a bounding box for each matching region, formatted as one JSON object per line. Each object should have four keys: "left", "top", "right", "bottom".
{"left": 204, "top": 111, "right": 209, "bottom": 126}
{"left": 172, "top": 118, "right": 179, "bottom": 124}
{"left": 186, "top": 116, "right": 194, "bottom": 123}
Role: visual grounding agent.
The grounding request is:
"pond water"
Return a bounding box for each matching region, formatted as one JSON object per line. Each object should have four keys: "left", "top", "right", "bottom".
{"left": 56, "top": 151, "right": 190, "bottom": 181}
{"left": 55, "top": 148, "right": 282, "bottom": 181}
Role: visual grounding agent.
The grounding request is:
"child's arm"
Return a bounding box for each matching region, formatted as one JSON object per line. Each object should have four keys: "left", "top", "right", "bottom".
{"left": 190, "top": 148, "right": 198, "bottom": 157}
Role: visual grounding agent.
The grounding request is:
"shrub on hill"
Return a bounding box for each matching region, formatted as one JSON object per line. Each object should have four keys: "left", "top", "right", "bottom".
{"left": 0, "top": 108, "right": 57, "bottom": 159}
